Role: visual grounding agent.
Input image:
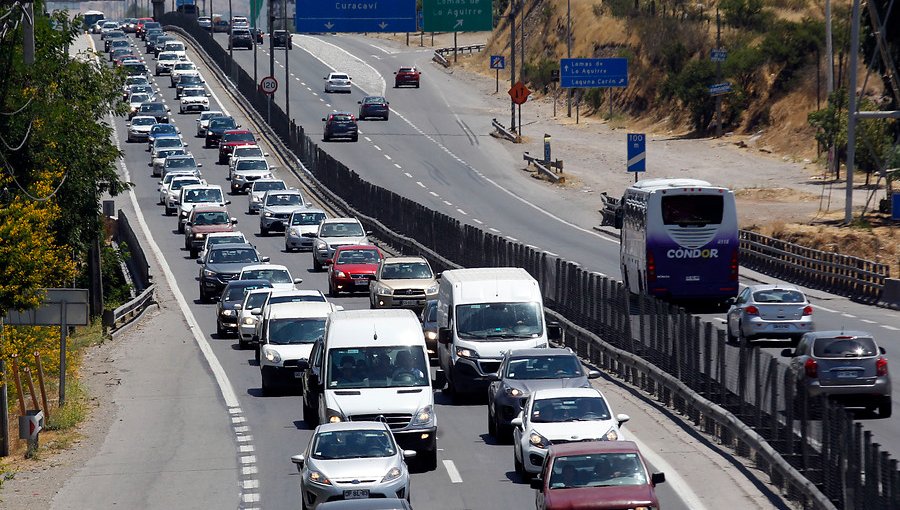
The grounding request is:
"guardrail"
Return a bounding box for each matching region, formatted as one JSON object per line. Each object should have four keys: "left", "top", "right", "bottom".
{"left": 523, "top": 151, "right": 563, "bottom": 183}
{"left": 491, "top": 118, "right": 518, "bottom": 142}
{"left": 434, "top": 43, "right": 486, "bottom": 56}
{"left": 162, "top": 14, "right": 899, "bottom": 507}
{"left": 432, "top": 51, "right": 449, "bottom": 68}
{"left": 103, "top": 211, "right": 157, "bottom": 333}
{"left": 105, "top": 285, "right": 157, "bottom": 331}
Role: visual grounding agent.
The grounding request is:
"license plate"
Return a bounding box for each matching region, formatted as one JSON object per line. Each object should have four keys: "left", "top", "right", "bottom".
{"left": 343, "top": 489, "right": 369, "bottom": 499}
{"left": 354, "top": 280, "right": 369, "bottom": 286}
{"left": 773, "top": 324, "right": 789, "bottom": 329}
{"left": 400, "top": 300, "right": 419, "bottom": 306}
{"left": 293, "top": 372, "right": 303, "bottom": 378}
{"left": 836, "top": 371, "right": 859, "bottom": 379}
{"left": 685, "top": 275, "right": 700, "bottom": 281}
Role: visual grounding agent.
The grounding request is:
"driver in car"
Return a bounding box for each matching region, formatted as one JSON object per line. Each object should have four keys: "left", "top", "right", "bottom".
{"left": 392, "top": 350, "right": 425, "bottom": 381}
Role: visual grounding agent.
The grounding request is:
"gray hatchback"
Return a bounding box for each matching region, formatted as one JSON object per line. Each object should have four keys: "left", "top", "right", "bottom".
{"left": 782, "top": 331, "right": 891, "bottom": 417}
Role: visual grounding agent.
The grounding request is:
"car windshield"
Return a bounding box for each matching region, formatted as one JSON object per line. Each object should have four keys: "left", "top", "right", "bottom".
{"left": 242, "top": 268, "right": 292, "bottom": 284}
{"left": 167, "top": 157, "right": 197, "bottom": 168}
{"left": 266, "top": 318, "right": 324, "bottom": 345}
{"left": 130, "top": 85, "right": 153, "bottom": 95}
{"left": 183, "top": 88, "right": 205, "bottom": 97}
{"left": 752, "top": 289, "right": 806, "bottom": 304}
{"left": 152, "top": 124, "right": 178, "bottom": 135}
{"left": 132, "top": 117, "right": 156, "bottom": 126}
{"left": 111, "top": 39, "right": 129, "bottom": 47}
{"left": 455, "top": 302, "right": 543, "bottom": 340}
{"left": 813, "top": 337, "right": 878, "bottom": 358}
{"left": 320, "top": 222, "right": 363, "bottom": 237}
{"left": 506, "top": 355, "right": 582, "bottom": 380}
{"left": 155, "top": 139, "right": 182, "bottom": 149}
{"left": 159, "top": 149, "right": 187, "bottom": 159}
{"left": 126, "top": 76, "right": 149, "bottom": 85}
{"left": 364, "top": 96, "right": 385, "bottom": 104}
{"left": 164, "top": 42, "right": 185, "bottom": 51}
{"left": 235, "top": 147, "right": 262, "bottom": 157}
{"left": 210, "top": 118, "right": 237, "bottom": 130}
{"left": 159, "top": 53, "right": 177, "bottom": 61}
{"left": 244, "top": 292, "right": 269, "bottom": 309}
{"left": 331, "top": 74, "right": 349, "bottom": 81}
{"left": 223, "top": 131, "right": 254, "bottom": 142}
{"left": 336, "top": 249, "right": 380, "bottom": 265}
{"left": 209, "top": 247, "right": 258, "bottom": 264}
{"left": 174, "top": 63, "right": 194, "bottom": 71}
{"left": 208, "top": 235, "right": 245, "bottom": 247}
{"left": 549, "top": 453, "right": 647, "bottom": 489}
{"left": 201, "top": 111, "right": 224, "bottom": 121}
{"left": 327, "top": 346, "right": 429, "bottom": 389}
{"left": 130, "top": 94, "right": 150, "bottom": 104}
{"left": 184, "top": 188, "right": 222, "bottom": 203}
{"left": 254, "top": 181, "right": 286, "bottom": 193}
{"left": 266, "top": 193, "right": 302, "bottom": 206}
{"left": 170, "top": 178, "right": 200, "bottom": 190}
{"left": 425, "top": 302, "right": 437, "bottom": 322}
{"left": 181, "top": 75, "right": 203, "bottom": 84}
{"left": 311, "top": 429, "right": 396, "bottom": 460}
{"left": 224, "top": 283, "right": 269, "bottom": 302}
{"left": 532, "top": 396, "right": 610, "bottom": 423}
{"left": 193, "top": 211, "right": 229, "bottom": 225}
{"left": 237, "top": 160, "right": 268, "bottom": 171}
{"left": 399, "top": 67, "right": 415, "bottom": 73}
{"left": 291, "top": 211, "right": 325, "bottom": 226}
{"left": 381, "top": 262, "right": 431, "bottom": 280}
{"left": 141, "top": 104, "right": 165, "bottom": 113}
{"left": 268, "top": 294, "right": 326, "bottom": 305}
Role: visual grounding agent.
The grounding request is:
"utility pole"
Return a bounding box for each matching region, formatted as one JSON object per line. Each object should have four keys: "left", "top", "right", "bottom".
{"left": 509, "top": 2, "right": 516, "bottom": 131}
{"left": 566, "top": 0, "right": 571, "bottom": 118}
{"left": 714, "top": 9, "right": 722, "bottom": 137}
{"left": 283, "top": 0, "right": 289, "bottom": 123}
{"left": 23, "top": 2, "right": 34, "bottom": 65}
{"left": 825, "top": 0, "right": 835, "bottom": 178}
{"left": 844, "top": 0, "right": 861, "bottom": 224}
{"left": 228, "top": 0, "right": 234, "bottom": 79}
{"left": 253, "top": 8, "right": 258, "bottom": 87}
{"left": 1, "top": 318, "right": 9, "bottom": 457}
{"left": 268, "top": 0, "right": 274, "bottom": 124}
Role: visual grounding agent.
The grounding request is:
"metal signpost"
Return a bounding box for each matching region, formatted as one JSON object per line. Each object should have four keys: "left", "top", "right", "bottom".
{"left": 627, "top": 133, "right": 646, "bottom": 182}
{"left": 295, "top": 0, "right": 416, "bottom": 32}
{"left": 490, "top": 55, "right": 505, "bottom": 93}
{"left": 508, "top": 81, "right": 530, "bottom": 139}
{"left": 422, "top": 0, "right": 493, "bottom": 32}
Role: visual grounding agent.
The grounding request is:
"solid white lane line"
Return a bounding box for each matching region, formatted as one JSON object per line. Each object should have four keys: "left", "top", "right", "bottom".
{"left": 443, "top": 460, "right": 463, "bottom": 484}
{"left": 629, "top": 435, "right": 709, "bottom": 510}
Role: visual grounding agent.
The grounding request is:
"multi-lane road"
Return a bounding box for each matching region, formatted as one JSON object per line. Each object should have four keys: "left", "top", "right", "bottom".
{"left": 64, "top": 28, "right": 799, "bottom": 509}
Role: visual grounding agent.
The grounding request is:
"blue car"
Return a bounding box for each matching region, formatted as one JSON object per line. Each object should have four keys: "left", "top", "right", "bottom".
{"left": 146, "top": 123, "right": 181, "bottom": 151}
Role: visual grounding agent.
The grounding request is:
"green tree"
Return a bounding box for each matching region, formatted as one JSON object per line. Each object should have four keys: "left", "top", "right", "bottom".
{"left": 719, "top": 0, "right": 768, "bottom": 30}
{"left": 662, "top": 59, "right": 717, "bottom": 134}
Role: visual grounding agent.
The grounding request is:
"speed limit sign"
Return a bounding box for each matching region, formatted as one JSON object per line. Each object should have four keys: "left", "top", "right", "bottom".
{"left": 259, "top": 76, "right": 278, "bottom": 95}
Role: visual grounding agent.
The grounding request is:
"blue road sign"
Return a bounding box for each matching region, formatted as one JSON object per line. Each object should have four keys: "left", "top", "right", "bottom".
{"left": 711, "top": 48, "right": 727, "bottom": 62}
{"left": 893, "top": 193, "right": 900, "bottom": 221}
{"left": 560, "top": 58, "right": 628, "bottom": 89}
{"left": 708, "top": 82, "right": 733, "bottom": 96}
{"left": 490, "top": 55, "right": 505, "bottom": 70}
{"left": 296, "top": 0, "right": 417, "bottom": 33}
{"left": 627, "top": 133, "right": 646, "bottom": 173}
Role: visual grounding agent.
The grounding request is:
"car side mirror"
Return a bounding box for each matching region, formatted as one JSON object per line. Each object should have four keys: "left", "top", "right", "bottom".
{"left": 334, "top": 305, "right": 344, "bottom": 311}
{"left": 357, "top": 101, "right": 361, "bottom": 104}
{"left": 616, "top": 413, "right": 630, "bottom": 426}
{"left": 324, "top": 259, "right": 333, "bottom": 266}
{"left": 393, "top": 71, "right": 397, "bottom": 74}
{"left": 260, "top": 256, "right": 270, "bottom": 262}
{"left": 438, "top": 327, "right": 452, "bottom": 344}
{"left": 197, "top": 163, "right": 203, "bottom": 167}
{"left": 301, "top": 232, "right": 315, "bottom": 238}
{"left": 547, "top": 322, "right": 562, "bottom": 341}
{"left": 486, "top": 372, "right": 500, "bottom": 382}
{"left": 434, "top": 272, "right": 441, "bottom": 280}
{"left": 196, "top": 258, "right": 203, "bottom": 264}
{"left": 510, "top": 416, "right": 523, "bottom": 428}
{"left": 225, "top": 200, "right": 232, "bottom": 205}
{"left": 251, "top": 307, "right": 262, "bottom": 316}
{"left": 780, "top": 348, "right": 794, "bottom": 357}
{"left": 651, "top": 472, "right": 666, "bottom": 486}
{"left": 184, "top": 221, "right": 192, "bottom": 227}
{"left": 321, "top": 117, "right": 327, "bottom": 121}
{"left": 234, "top": 304, "right": 242, "bottom": 310}
{"left": 264, "top": 152, "right": 270, "bottom": 157}
{"left": 880, "top": 346, "right": 887, "bottom": 355}
{"left": 401, "top": 449, "right": 417, "bottom": 459}
{"left": 587, "top": 369, "right": 601, "bottom": 379}
{"left": 529, "top": 478, "right": 543, "bottom": 490}
{"left": 231, "top": 217, "right": 238, "bottom": 224}
{"left": 365, "top": 230, "right": 373, "bottom": 236}
{"left": 293, "top": 278, "right": 303, "bottom": 284}
{"left": 290, "top": 454, "right": 305, "bottom": 471}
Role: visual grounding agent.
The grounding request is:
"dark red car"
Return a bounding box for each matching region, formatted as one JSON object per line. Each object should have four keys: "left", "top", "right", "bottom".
{"left": 326, "top": 245, "right": 383, "bottom": 296}
{"left": 135, "top": 17, "right": 154, "bottom": 38}
{"left": 217, "top": 129, "right": 256, "bottom": 164}
{"left": 531, "top": 442, "right": 665, "bottom": 510}
{"left": 394, "top": 66, "right": 420, "bottom": 88}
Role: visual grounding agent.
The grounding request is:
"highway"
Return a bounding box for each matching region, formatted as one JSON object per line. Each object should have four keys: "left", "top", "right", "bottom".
{"left": 80, "top": 30, "right": 786, "bottom": 509}
{"left": 204, "top": 31, "right": 900, "bottom": 450}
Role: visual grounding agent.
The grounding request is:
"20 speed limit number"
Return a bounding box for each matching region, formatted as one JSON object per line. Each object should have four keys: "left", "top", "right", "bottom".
{"left": 259, "top": 76, "right": 278, "bottom": 95}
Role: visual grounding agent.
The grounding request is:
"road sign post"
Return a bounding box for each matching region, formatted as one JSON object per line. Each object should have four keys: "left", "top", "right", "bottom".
{"left": 296, "top": 0, "right": 416, "bottom": 32}
{"left": 490, "top": 55, "right": 505, "bottom": 93}
{"left": 627, "top": 133, "right": 646, "bottom": 182}
{"left": 422, "top": 0, "right": 492, "bottom": 32}
{"left": 508, "top": 81, "right": 530, "bottom": 140}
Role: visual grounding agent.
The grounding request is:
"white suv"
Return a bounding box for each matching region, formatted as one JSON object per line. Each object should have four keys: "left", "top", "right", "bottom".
{"left": 177, "top": 184, "right": 228, "bottom": 233}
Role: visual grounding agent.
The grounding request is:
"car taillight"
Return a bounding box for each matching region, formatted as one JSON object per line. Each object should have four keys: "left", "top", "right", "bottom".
{"left": 804, "top": 358, "right": 818, "bottom": 378}
{"left": 802, "top": 305, "right": 813, "bottom": 316}
{"left": 729, "top": 249, "right": 739, "bottom": 281}
{"left": 646, "top": 250, "right": 656, "bottom": 282}
{"left": 744, "top": 305, "right": 759, "bottom": 315}
{"left": 876, "top": 357, "right": 888, "bottom": 376}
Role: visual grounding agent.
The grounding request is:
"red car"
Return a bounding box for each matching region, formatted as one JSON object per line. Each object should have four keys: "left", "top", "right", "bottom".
{"left": 327, "top": 245, "right": 383, "bottom": 296}
{"left": 394, "top": 66, "right": 420, "bottom": 88}
{"left": 135, "top": 17, "right": 154, "bottom": 38}
{"left": 531, "top": 442, "right": 665, "bottom": 510}
{"left": 217, "top": 129, "right": 256, "bottom": 164}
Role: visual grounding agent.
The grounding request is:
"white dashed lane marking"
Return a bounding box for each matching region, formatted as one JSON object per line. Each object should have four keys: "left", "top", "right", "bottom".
{"left": 394, "top": 163, "right": 402, "bottom": 169}
{"left": 443, "top": 460, "right": 463, "bottom": 484}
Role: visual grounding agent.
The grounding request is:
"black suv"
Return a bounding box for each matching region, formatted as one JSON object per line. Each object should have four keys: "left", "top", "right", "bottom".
{"left": 272, "top": 30, "right": 292, "bottom": 49}
{"left": 205, "top": 116, "right": 238, "bottom": 148}
{"left": 228, "top": 29, "right": 253, "bottom": 50}
{"left": 137, "top": 102, "right": 170, "bottom": 124}
{"left": 322, "top": 112, "right": 358, "bottom": 142}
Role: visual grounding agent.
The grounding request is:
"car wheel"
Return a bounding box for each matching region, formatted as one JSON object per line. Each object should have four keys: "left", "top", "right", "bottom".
{"left": 351, "top": 134, "right": 358, "bottom": 142}
{"left": 313, "top": 257, "right": 322, "bottom": 272}
{"left": 420, "top": 448, "right": 438, "bottom": 471}
{"left": 879, "top": 397, "right": 893, "bottom": 418}
{"left": 260, "top": 225, "right": 269, "bottom": 236}
{"left": 216, "top": 320, "right": 224, "bottom": 337}
{"left": 384, "top": 113, "right": 389, "bottom": 121}
{"left": 514, "top": 449, "right": 529, "bottom": 479}
{"left": 487, "top": 407, "right": 496, "bottom": 436}
{"left": 254, "top": 346, "right": 260, "bottom": 363}
{"left": 302, "top": 397, "right": 318, "bottom": 426}
{"left": 329, "top": 281, "right": 339, "bottom": 297}
{"left": 261, "top": 372, "right": 271, "bottom": 395}
{"left": 164, "top": 205, "right": 173, "bottom": 216}
{"left": 189, "top": 247, "right": 198, "bottom": 258}
{"left": 726, "top": 323, "right": 738, "bottom": 344}
{"left": 238, "top": 337, "right": 247, "bottom": 350}
{"left": 177, "top": 221, "right": 184, "bottom": 234}
{"left": 415, "top": 83, "right": 420, "bottom": 88}
{"left": 199, "top": 289, "right": 209, "bottom": 304}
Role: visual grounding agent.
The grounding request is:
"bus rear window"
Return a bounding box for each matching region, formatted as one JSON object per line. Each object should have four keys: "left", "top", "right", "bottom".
{"left": 661, "top": 195, "right": 723, "bottom": 226}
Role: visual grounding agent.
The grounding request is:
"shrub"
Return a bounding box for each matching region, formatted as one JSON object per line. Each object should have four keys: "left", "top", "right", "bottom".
{"left": 760, "top": 18, "right": 823, "bottom": 92}
{"left": 719, "top": 0, "right": 769, "bottom": 30}
{"left": 662, "top": 59, "right": 717, "bottom": 133}
{"left": 524, "top": 57, "right": 560, "bottom": 92}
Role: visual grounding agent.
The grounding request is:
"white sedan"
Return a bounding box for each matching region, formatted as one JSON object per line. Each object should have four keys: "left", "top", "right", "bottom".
{"left": 238, "top": 264, "right": 302, "bottom": 291}
{"left": 324, "top": 72, "right": 352, "bottom": 93}
{"left": 511, "top": 387, "right": 630, "bottom": 477}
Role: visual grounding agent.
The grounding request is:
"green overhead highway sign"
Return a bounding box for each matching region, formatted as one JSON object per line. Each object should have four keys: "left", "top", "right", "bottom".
{"left": 423, "top": 0, "right": 493, "bottom": 32}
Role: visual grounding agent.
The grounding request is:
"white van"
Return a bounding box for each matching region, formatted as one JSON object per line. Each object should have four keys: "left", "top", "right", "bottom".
{"left": 302, "top": 309, "right": 437, "bottom": 468}
{"left": 258, "top": 301, "right": 340, "bottom": 394}
{"left": 436, "top": 267, "right": 560, "bottom": 396}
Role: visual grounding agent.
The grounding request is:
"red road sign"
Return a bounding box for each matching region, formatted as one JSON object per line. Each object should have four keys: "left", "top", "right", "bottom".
{"left": 259, "top": 76, "right": 278, "bottom": 95}
{"left": 508, "top": 81, "right": 530, "bottom": 105}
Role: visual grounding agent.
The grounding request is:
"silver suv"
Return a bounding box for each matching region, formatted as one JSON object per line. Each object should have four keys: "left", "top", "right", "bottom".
{"left": 782, "top": 331, "right": 891, "bottom": 417}
{"left": 311, "top": 217, "right": 370, "bottom": 272}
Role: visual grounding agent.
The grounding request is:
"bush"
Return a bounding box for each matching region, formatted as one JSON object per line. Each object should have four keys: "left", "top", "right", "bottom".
{"left": 524, "top": 57, "right": 560, "bottom": 92}
{"left": 719, "top": 0, "right": 769, "bottom": 30}
{"left": 662, "top": 59, "right": 717, "bottom": 133}
{"left": 760, "top": 18, "right": 823, "bottom": 92}
{"left": 101, "top": 243, "right": 132, "bottom": 310}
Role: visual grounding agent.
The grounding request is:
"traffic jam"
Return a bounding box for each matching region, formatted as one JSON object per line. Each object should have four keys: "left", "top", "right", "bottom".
{"left": 97, "top": 16, "right": 672, "bottom": 510}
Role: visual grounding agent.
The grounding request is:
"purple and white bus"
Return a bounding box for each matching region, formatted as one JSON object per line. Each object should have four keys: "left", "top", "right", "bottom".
{"left": 618, "top": 178, "right": 739, "bottom": 302}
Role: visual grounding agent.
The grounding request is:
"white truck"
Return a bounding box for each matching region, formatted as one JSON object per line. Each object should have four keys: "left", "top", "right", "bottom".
{"left": 436, "top": 267, "right": 560, "bottom": 397}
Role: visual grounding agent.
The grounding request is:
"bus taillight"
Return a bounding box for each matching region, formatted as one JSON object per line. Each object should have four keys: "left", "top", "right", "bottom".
{"left": 729, "top": 249, "right": 739, "bottom": 281}
{"left": 647, "top": 250, "right": 656, "bottom": 281}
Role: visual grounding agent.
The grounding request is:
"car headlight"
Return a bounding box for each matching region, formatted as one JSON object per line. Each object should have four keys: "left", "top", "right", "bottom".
{"left": 325, "top": 408, "right": 344, "bottom": 423}
{"left": 411, "top": 405, "right": 433, "bottom": 427}
{"left": 505, "top": 387, "right": 525, "bottom": 398}
{"left": 221, "top": 309, "right": 234, "bottom": 316}
{"left": 251, "top": 195, "right": 261, "bottom": 202}
{"left": 262, "top": 347, "right": 281, "bottom": 363}
{"left": 263, "top": 173, "right": 273, "bottom": 179}
{"left": 425, "top": 284, "right": 438, "bottom": 294}
{"left": 456, "top": 346, "right": 478, "bottom": 359}
{"left": 603, "top": 427, "right": 619, "bottom": 441}
{"left": 290, "top": 226, "right": 301, "bottom": 235}
{"left": 307, "top": 470, "right": 331, "bottom": 486}
{"left": 315, "top": 241, "right": 326, "bottom": 250}
{"left": 529, "top": 432, "right": 550, "bottom": 449}
{"left": 425, "top": 331, "right": 437, "bottom": 341}
{"left": 335, "top": 271, "right": 346, "bottom": 278}
{"left": 378, "top": 285, "right": 393, "bottom": 296}
{"left": 242, "top": 316, "right": 256, "bottom": 326}
{"left": 264, "top": 212, "right": 273, "bottom": 217}
{"left": 203, "top": 269, "right": 217, "bottom": 277}
{"left": 180, "top": 210, "right": 188, "bottom": 217}
{"left": 194, "top": 233, "right": 204, "bottom": 238}
{"left": 381, "top": 467, "right": 402, "bottom": 483}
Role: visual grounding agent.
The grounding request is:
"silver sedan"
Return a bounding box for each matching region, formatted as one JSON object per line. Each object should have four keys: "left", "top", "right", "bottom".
{"left": 726, "top": 284, "right": 814, "bottom": 344}
{"left": 291, "top": 421, "right": 414, "bottom": 510}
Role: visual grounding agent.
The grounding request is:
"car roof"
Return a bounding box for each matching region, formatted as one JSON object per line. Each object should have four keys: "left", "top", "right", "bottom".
{"left": 264, "top": 189, "right": 302, "bottom": 195}
{"left": 270, "top": 288, "right": 323, "bottom": 298}
{"left": 224, "top": 129, "right": 252, "bottom": 134}
{"left": 189, "top": 205, "right": 227, "bottom": 213}
{"left": 224, "top": 279, "right": 271, "bottom": 289}
{"left": 334, "top": 245, "right": 379, "bottom": 252}
{"left": 805, "top": 331, "right": 875, "bottom": 341}
{"left": 241, "top": 263, "right": 289, "bottom": 272}
{"left": 317, "top": 500, "right": 412, "bottom": 510}
{"left": 322, "top": 217, "right": 360, "bottom": 224}
{"left": 268, "top": 301, "right": 336, "bottom": 320}
{"left": 209, "top": 242, "right": 254, "bottom": 251}
{"left": 747, "top": 284, "right": 802, "bottom": 292}
{"left": 549, "top": 440, "right": 641, "bottom": 457}
{"left": 531, "top": 387, "right": 603, "bottom": 400}
{"left": 507, "top": 347, "right": 575, "bottom": 358}
{"left": 131, "top": 115, "right": 157, "bottom": 122}
{"left": 314, "top": 421, "right": 391, "bottom": 433}
{"left": 207, "top": 231, "right": 245, "bottom": 239}
{"left": 291, "top": 207, "right": 325, "bottom": 215}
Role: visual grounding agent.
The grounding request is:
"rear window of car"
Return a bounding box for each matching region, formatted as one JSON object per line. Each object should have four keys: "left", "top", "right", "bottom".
{"left": 331, "top": 114, "right": 352, "bottom": 122}
{"left": 399, "top": 67, "right": 415, "bottom": 73}
{"left": 363, "top": 96, "right": 385, "bottom": 104}
{"left": 210, "top": 118, "right": 237, "bottom": 130}
{"left": 813, "top": 337, "right": 878, "bottom": 358}
{"left": 331, "top": 74, "right": 349, "bottom": 80}
{"left": 751, "top": 289, "right": 806, "bottom": 304}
